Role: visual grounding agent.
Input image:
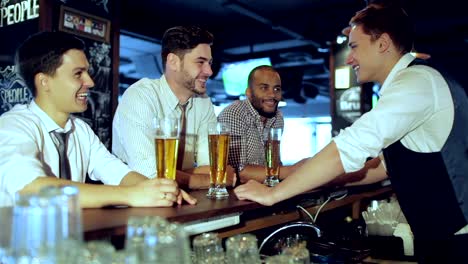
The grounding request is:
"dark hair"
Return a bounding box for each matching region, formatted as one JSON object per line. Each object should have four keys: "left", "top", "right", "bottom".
{"left": 161, "top": 26, "right": 213, "bottom": 71}
{"left": 15, "top": 31, "right": 85, "bottom": 97}
{"left": 349, "top": 3, "right": 414, "bottom": 54}
{"left": 247, "top": 65, "right": 279, "bottom": 88}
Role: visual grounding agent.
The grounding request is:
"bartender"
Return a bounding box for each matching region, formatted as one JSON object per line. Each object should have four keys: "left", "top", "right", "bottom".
{"left": 234, "top": 4, "right": 468, "bottom": 263}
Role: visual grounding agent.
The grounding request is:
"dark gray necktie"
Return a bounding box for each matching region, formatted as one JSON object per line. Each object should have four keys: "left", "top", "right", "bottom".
{"left": 52, "top": 131, "right": 72, "bottom": 180}
{"left": 177, "top": 103, "right": 188, "bottom": 170}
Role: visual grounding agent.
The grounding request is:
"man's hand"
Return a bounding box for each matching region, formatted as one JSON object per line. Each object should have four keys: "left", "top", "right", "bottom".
{"left": 177, "top": 189, "right": 197, "bottom": 205}
{"left": 128, "top": 178, "right": 196, "bottom": 207}
{"left": 234, "top": 180, "right": 276, "bottom": 206}
{"left": 225, "top": 165, "right": 237, "bottom": 187}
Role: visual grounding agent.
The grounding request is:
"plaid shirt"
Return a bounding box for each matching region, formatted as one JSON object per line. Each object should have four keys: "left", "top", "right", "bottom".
{"left": 217, "top": 99, "right": 284, "bottom": 172}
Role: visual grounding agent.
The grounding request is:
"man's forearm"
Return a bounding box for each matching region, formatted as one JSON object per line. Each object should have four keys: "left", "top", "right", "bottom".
{"left": 119, "top": 171, "right": 149, "bottom": 186}
{"left": 238, "top": 165, "right": 266, "bottom": 183}
{"left": 271, "top": 142, "right": 345, "bottom": 204}
{"left": 20, "top": 177, "right": 131, "bottom": 208}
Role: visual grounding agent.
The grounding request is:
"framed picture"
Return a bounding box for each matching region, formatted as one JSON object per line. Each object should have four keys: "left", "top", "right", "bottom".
{"left": 59, "top": 5, "right": 111, "bottom": 43}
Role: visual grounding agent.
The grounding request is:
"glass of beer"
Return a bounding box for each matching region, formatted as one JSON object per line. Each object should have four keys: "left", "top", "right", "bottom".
{"left": 263, "top": 127, "right": 282, "bottom": 187}
{"left": 154, "top": 117, "right": 180, "bottom": 180}
{"left": 207, "top": 122, "right": 230, "bottom": 199}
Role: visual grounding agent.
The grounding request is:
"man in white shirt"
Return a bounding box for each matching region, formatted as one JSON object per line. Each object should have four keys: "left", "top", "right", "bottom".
{"left": 234, "top": 4, "right": 468, "bottom": 263}
{"left": 112, "top": 26, "right": 235, "bottom": 189}
{"left": 0, "top": 31, "right": 196, "bottom": 208}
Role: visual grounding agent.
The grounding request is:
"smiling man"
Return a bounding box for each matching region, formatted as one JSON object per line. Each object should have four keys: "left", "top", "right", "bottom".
{"left": 234, "top": 4, "right": 468, "bottom": 263}
{"left": 0, "top": 31, "right": 196, "bottom": 208}
{"left": 112, "top": 26, "right": 235, "bottom": 189}
{"left": 218, "top": 65, "right": 306, "bottom": 183}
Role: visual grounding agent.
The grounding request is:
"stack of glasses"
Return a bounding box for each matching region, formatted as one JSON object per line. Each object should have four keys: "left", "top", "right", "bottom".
{"left": 1, "top": 186, "right": 83, "bottom": 264}
{"left": 125, "top": 216, "right": 192, "bottom": 264}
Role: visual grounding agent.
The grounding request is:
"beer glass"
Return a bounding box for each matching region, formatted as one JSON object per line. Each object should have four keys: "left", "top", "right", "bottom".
{"left": 263, "top": 127, "right": 282, "bottom": 187}
{"left": 154, "top": 117, "right": 180, "bottom": 180}
{"left": 207, "top": 122, "right": 230, "bottom": 199}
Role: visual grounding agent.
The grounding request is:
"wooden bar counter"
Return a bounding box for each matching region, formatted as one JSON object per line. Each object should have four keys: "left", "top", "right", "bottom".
{"left": 83, "top": 182, "right": 392, "bottom": 241}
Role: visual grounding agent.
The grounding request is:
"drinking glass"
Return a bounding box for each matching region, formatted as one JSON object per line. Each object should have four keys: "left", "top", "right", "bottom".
{"left": 9, "top": 187, "right": 84, "bottom": 264}
{"left": 0, "top": 189, "right": 13, "bottom": 263}
{"left": 265, "top": 254, "right": 301, "bottom": 264}
{"left": 154, "top": 117, "right": 180, "bottom": 180}
{"left": 126, "top": 216, "right": 191, "bottom": 264}
{"left": 263, "top": 128, "right": 283, "bottom": 187}
{"left": 82, "top": 240, "right": 115, "bottom": 264}
{"left": 39, "top": 185, "right": 83, "bottom": 242}
{"left": 206, "top": 122, "right": 230, "bottom": 199}
{"left": 192, "top": 232, "right": 224, "bottom": 264}
{"left": 282, "top": 244, "right": 310, "bottom": 264}
{"left": 225, "top": 233, "right": 261, "bottom": 264}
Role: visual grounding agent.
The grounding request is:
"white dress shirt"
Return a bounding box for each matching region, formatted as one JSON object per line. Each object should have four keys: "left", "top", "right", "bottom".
{"left": 0, "top": 101, "right": 131, "bottom": 196}
{"left": 333, "top": 53, "right": 454, "bottom": 172}
{"left": 112, "top": 76, "right": 217, "bottom": 178}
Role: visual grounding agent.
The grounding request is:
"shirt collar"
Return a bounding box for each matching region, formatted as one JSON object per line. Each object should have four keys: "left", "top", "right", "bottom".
{"left": 160, "top": 75, "right": 193, "bottom": 111}
{"left": 29, "top": 100, "right": 74, "bottom": 133}
{"left": 379, "top": 53, "right": 415, "bottom": 95}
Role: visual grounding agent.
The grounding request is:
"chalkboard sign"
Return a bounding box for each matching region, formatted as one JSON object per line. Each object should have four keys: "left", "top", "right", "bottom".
{"left": 75, "top": 38, "right": 113, "bottom": 148}
{"left": 1, "top": 0, "right": 115, "bottom": 149}
{"left": 0, "top": 0, "right": 39, "bottom": 115}
{"left": 56, "top": 1, "right": 115, "bottom": 148}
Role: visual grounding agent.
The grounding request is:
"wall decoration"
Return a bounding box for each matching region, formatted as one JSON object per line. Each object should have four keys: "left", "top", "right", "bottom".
{"left": 0, "top": 65, "right": 32, "bottom": 114}
{"left": 91, "top": 0, "right": 108, "bottom": 13}
{"left": 59, "top": 5, "right": 110, "bottom": 43}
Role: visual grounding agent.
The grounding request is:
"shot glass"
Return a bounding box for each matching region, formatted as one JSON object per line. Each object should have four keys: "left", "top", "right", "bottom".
{"left": 126, "top": 216, "right": 191, "bottom": 264}
{"left": 225, "top": 233, "right": 261, "bottom": 264}
{"left": 154, "top": 117, "right": 180, "bottom": 180}
{"left": 206, "top": 122, "right": 230, "bottom": 199}
{"left": 263, "top": 127, "right": 283, "bottom": 187}
{"left": 192, "top": 232, "right": 224, "bottom": 264}
{"left": 282, "top": 243, "right": 310, "bottom": 264}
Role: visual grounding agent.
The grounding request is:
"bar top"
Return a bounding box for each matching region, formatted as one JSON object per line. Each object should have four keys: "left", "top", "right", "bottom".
{"left": 83, "top": 183, "right": 392, "bottom": 240}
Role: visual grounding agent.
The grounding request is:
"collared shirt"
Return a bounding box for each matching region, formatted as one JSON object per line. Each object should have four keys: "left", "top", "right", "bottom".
{"left": 217, "top": 99, "right": 284, "bottom": 171}
{"left": 112, "top": 76, "right": 217, "bottom": 178}
{"left": 333, "top": 53, "right": 454, "bottom": 172}
{"left": 0, "top": 100, "right": 131, "bottom": 196}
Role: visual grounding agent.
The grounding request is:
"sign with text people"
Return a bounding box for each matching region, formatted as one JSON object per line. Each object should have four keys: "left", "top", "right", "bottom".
{"left": 0, "top": 0, "right": 39, "bottom": 115}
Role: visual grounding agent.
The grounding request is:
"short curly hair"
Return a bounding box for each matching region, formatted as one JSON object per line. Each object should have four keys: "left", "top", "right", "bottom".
{"left": 161, "top": 26, "right": 213, "bottom": 71}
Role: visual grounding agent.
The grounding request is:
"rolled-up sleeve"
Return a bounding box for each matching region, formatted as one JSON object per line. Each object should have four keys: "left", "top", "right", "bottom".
{"left": 333, "top": 71, "right": 434, "bottom": 173}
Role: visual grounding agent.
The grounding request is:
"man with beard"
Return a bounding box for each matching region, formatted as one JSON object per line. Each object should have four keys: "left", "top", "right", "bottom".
{"left": 0, "top": 31, "right": 196, "bottom": 208}
{"left": 218, "top": 65, "right": 305, "bottom": 183}
{"left": 113, "top": 26, "right": 235, "bottom": 189}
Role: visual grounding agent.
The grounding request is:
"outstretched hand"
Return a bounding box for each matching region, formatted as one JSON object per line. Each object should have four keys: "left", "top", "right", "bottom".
{"left": 234, "top": 180, "right": 276, "bottom": 206}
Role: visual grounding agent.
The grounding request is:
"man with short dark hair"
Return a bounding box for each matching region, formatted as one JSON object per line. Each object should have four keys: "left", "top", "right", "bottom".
{"left": 0, "top": 31, "right": 196, "bottom": 208}
{"left": 113, "top": 26, "right": 235, "bottom": 189}
{"left": 218, "top": 65, "right": 305, "bottom": 183}
{"left": 235, "top": 4, "right": 468, "bottom": 262}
